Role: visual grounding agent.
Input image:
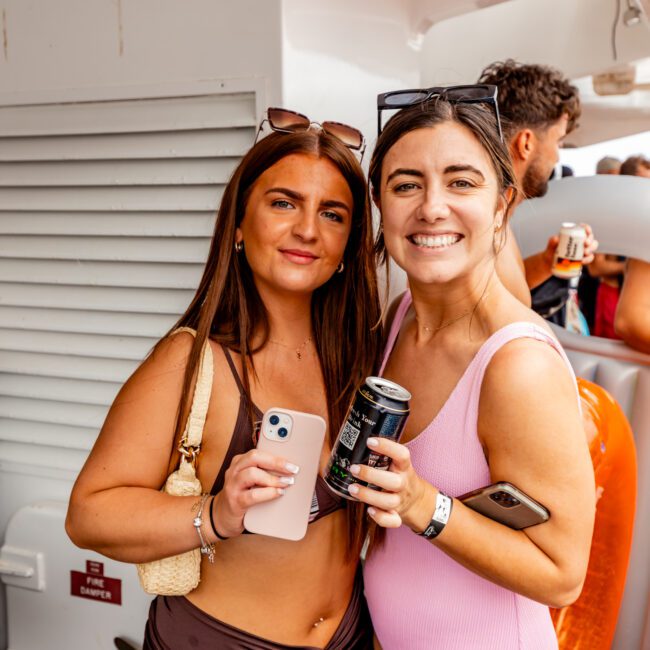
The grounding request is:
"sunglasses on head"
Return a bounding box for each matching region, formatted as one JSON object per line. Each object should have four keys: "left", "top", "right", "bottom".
{"left": 255, "top": 107, "right": 366, "bottom": 160}
{"left": 376, "top": 84, "right": 503, "bottom": 141}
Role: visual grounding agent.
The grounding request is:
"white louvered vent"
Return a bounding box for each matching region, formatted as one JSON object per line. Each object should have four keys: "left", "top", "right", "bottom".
{"left": 0, "top": 91, "right": 256, "bottom": 477}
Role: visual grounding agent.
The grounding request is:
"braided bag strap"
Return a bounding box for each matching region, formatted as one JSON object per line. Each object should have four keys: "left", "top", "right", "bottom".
{"left": 173, "top": 327, "right": 214, "bottom": 460}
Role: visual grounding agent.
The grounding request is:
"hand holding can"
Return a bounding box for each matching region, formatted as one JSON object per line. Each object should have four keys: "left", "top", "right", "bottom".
{"left": 325, "top": 377, "right": 411, "bottom": 500}
{"left": 552, "top": 222, "right": 586, "bottom": 279}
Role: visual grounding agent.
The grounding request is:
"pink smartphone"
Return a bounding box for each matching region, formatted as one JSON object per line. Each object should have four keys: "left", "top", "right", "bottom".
{"left": 243, "top": 407, "right": 326, "bottom": 541}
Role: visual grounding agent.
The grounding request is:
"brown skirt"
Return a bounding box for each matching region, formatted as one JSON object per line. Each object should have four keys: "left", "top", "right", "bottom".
{"left": 143, "top": 571, "right": 373, "bottom": 650}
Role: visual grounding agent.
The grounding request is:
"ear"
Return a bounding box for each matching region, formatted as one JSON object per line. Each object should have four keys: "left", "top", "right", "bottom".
{"left": 235, "top": 227, "right": 243, "bottom": 243}
{"left": 494, "top": 189, "right": 511, "bottom": 228}
{"left": 511, "top": 128, "right": 536, "bottom": 163}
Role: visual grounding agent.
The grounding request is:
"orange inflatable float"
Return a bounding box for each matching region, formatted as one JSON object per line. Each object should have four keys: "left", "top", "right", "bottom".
{"left": 551, "top": 377, "right": 637, "bottom": 649}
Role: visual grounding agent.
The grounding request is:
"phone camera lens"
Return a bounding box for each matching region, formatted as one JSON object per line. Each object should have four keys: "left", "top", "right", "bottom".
{"left": 278, "top": 427, "right": 288, "bottom": 438}
{"left": 489, "top": 491, "right": 518, "bottom": 508}
{"left": 269, "top": 414, "right": 280, "bottom": 425}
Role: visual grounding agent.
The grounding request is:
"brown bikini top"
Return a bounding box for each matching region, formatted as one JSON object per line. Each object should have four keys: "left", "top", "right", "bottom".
{"left": 209, "top": 346, "right": 345, "bottom": 525}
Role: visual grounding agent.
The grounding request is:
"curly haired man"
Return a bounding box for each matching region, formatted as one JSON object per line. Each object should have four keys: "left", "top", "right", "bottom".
{"left": 478, "top": 60, "right": 596, "bottom": 307}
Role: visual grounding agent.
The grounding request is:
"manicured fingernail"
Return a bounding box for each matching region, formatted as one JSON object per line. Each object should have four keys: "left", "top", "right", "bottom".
{"left": 279, "top": 476, "right": 295, "bottom": 485}
{"left": 350, "top": 464, "right": 360, "bottom": 476}
{"left": 277, "top": 488, "right": 285, "bottom": 495}
{"left": 348, "top": 483, "right": 360, "bottom": 495}
{"left": 367, "top": 437, "right": 379, "bottom": 448}
{"left": 367, "top": 507, "right": 376, "bottom": 516}
{"left": 285, "top": 462, "right": 300, "bottom": 474}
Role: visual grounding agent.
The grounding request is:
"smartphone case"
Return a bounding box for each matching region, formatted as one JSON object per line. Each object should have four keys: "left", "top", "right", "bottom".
{"left": 459, "top": 482, "right": 550, "bottom": 529}
{"left": 243, "top": 407, "right": 326, "bottom": 541}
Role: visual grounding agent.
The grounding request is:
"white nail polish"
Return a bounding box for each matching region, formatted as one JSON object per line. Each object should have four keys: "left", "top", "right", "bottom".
{"left": 348, "top": 483, "right": 360, "bottom": 495}
{"left": 367, "top": 437, "right": 379, "bottom": 448}
{"left": 285, "top": 462, "right": 300, "bottom": 474}
{"left": 279, "top": 476, "right": 295, "bottom": 485}
{"left": 277, "top": 488, "right": 285, "bottom": 495}
{"left": 350, "top": 464, "right": 360, "bottom": 475}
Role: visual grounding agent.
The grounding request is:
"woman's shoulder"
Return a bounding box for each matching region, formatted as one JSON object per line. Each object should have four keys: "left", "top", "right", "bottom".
{"left": 481, "top": 320, "right": 574, "bottom": 411}
{"left": 484, "top": 290, "right": 557, "bottom": 343}
{"left": 147, "top": 329, "right": 196, "bottom": 371}
{"left": 478, "top": 290, "right": 571, "bottom": 389}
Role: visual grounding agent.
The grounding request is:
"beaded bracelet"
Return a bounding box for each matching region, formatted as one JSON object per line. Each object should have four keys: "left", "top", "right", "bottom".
{"left": 209, "top": 495, "right": 229, "bottom": 541}
{"left": 193, "top": 494, "right": 216, "bottom": 563}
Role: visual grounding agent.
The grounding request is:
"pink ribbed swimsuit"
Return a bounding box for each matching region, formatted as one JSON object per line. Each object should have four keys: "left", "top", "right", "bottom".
{"left": 363, "top": 292, "right": 574, "bottom": 650}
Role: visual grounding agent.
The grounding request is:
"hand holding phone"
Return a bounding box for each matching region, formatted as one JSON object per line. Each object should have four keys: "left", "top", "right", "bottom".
{"left": 459, "top": 482, "right": 550, "bottom": 529}
{"left": 243, "top": 407, "right": 326, "bottom": 541}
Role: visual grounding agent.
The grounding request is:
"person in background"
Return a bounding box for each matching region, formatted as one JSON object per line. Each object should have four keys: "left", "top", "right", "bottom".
{"left": 580, "top": 156, "right": 623, "bottom": 335}
{"left": 620, "top": 155, "right": 650, "bottom": 178}
{"left": 477, "top": 60, "right": 597, "bottom": 310}
{"left": 595, "top": 156, "right": 621, "bottom": 176}
{"left": 614, "top": 156, "right": 650, "bottom": 353}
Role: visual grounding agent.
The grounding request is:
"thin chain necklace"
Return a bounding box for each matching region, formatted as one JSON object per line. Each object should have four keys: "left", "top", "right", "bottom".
{"left": 415, "top": 286, "right": 491, "bottom": 336}
{"left": 268, "top": 336, "right": 313, "bottom": 360}
{"left": 415, "top": 310, "right": 472, "bottom": 335}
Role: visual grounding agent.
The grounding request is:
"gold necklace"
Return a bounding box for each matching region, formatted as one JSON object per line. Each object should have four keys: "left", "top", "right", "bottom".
{"left": 415, "top": 283, "right": 492, "bottom": 336}
{"left": 415, "top": 309, "right": 472, "bottom": 335}
{"left": 268, "top": 336, "right": 313, "bottom": 360}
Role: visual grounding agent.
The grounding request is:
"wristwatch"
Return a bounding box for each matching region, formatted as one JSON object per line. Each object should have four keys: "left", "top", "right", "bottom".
{"left": 418, "top": 491, "right": 453, "bottom": 539}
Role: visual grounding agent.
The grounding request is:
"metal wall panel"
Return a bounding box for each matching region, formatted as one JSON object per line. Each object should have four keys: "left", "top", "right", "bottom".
{"left": 0, "top": 91, "right": 255, "bottom": 476}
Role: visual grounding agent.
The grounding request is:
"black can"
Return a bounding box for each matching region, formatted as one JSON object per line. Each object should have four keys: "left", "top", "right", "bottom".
{"left": 325, "top": 377, "right": 411, "bottom": 500}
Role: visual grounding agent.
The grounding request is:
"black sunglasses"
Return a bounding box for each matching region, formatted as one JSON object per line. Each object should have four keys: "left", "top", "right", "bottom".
{"left": 255, "top": 107, "right": 366, "bottom": 160}
{"left": 376, "top": 84, "right": 503, "bottom": 141}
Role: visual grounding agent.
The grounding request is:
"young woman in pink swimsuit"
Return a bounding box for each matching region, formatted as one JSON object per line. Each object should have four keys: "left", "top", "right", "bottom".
{"left": 351, "top": 93, "right": 595, "bottom": 649}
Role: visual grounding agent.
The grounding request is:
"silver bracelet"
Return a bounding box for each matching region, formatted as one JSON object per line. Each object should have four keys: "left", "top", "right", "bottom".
{"left": 193, "top": 494, "right": 216, "bottom": 563}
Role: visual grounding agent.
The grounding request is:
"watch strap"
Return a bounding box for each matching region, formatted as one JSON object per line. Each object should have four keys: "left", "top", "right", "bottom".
{"left": 418, "top": 491, "right": 453, "bottom": 539}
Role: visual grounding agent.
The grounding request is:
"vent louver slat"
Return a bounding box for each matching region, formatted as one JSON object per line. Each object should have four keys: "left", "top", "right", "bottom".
{"left": 0, "top": 90, "right": 255, "bottom": 473}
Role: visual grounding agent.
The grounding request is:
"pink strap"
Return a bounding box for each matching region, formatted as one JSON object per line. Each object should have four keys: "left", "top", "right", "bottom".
{"left": 469, "top": 321, "right": 580, "bottom": 408}
{"left": 379, "top": 292, "right": 413, "bottom": 376}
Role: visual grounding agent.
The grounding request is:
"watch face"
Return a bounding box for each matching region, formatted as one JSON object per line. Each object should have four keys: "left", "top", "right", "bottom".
{"left": 420, "top": 493, "right": 452, "bottom": 538}
{"left": 433, "top": 493, "right": 452, "bottom": 524}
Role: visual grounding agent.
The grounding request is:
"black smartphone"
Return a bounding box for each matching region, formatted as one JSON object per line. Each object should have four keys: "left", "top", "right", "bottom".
{"left": 459, "top": 482, "right": 550, "bottom": 529}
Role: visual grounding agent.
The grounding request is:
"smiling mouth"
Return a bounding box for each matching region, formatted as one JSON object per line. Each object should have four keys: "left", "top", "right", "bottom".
{"left": 280, "top": 249, "right": 319, "bottom": 264}
{"left": 408, "top": 233, "right": 463, "bottom": 249}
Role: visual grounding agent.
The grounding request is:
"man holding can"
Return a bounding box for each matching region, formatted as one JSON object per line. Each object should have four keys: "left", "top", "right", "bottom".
{"left": 477, "top": 60, "right": 597, "bottom": 311}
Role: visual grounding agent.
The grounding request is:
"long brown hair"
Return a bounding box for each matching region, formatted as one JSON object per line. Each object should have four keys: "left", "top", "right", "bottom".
{"left": 367, "top": 99, "right": 517, "bottom": 552}
{"left": 166, "top": 129, "right": 381, "bottom": 556}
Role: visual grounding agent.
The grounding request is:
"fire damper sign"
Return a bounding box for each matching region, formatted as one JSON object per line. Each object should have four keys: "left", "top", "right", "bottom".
{"left": 71, "top": 560, "right": 122, "bottom": 605}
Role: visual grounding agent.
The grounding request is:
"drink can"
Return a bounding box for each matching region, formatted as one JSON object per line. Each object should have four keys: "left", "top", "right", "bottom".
{"left": 325, "top": 377, "right": 411, "bottom": 500}
{"left": 552, "top": 222, "right": 586, "bottom": 279}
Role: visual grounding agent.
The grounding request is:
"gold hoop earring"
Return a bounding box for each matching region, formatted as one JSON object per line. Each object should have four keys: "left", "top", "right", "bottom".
{"left": 337, "top": 262, "right": 345, "bottom": 274}
{"left": 234, "top": 241, "right": 244, "bottom": 253}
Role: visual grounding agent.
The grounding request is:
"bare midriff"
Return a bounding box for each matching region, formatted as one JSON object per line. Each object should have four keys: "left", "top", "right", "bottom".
{"left": 187, "top": 509, "right": 356, "bottom": 647}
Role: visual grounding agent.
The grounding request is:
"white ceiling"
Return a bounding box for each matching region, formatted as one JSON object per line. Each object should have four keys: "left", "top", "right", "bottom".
{"left": 415, "top": 0, "right": 650, "bottom": 146}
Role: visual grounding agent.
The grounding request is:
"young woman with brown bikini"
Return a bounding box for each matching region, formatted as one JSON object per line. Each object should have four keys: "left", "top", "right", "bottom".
{"left": 65, "top": 110, "right": 381, "bottom": 649}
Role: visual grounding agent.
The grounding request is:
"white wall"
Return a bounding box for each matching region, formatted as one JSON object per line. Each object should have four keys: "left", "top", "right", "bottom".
{"left": 281, "top": 0, "right": 420, "bottom": 150}
{"left": 0, "top": 0, "right": 284, "bottom": 106}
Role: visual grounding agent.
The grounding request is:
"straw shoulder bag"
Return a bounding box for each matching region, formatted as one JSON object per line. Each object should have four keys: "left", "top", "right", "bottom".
{"left": 136, "top": 327, "right": 214, "bottom": 596}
